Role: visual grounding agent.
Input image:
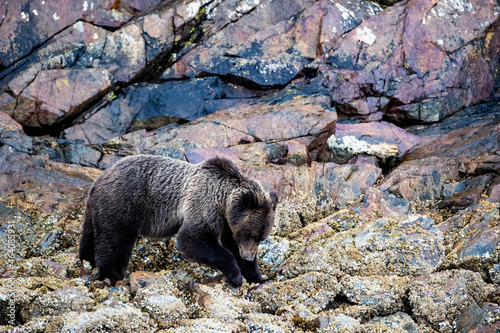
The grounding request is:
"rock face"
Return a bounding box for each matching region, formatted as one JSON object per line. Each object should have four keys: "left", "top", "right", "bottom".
{"left": 1, "top": 0, "right": 499, "bottom": 332}
{"left": 321, "top": 0, "right": 500, "bottom": 123}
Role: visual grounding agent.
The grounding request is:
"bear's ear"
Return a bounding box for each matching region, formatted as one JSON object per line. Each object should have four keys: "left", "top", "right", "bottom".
{"left": 241, "top": 190, "right": 259, "bottom": 210}
{"left": 270, "top": 191, "right": 279, "bottom": 210}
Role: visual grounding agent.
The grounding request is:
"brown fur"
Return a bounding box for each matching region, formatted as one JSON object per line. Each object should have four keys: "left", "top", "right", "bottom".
{"left": 79, "top": 155, "right": 278, "bottom": 286}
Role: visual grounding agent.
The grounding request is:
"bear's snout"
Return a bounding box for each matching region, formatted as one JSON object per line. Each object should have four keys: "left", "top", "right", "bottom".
{"left": 238, "top": 244, "right": 257, "bottom": 262}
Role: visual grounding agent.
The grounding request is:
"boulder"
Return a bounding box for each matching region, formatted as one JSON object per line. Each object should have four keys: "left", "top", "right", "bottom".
{"left": 340, "top": 275, "right": 409, "bottom": 316}
{"left": 189, "top": 282, "right": 260, "bottom": 324}
{"left": 361, "top": 187, "right": 410, "bottom": 219}
{"left": 380, "top": 157, "right": 460, "bottom": 207}
{"left": 257, "top": 236, "right": 295, "bottom": 277}
{"left": 404, "top": 101, "right": 500, "bottom": 162}
{"left": 0, "top": 282, "right": 39, "bottom": 325}
{"left": 363, "top": 312, "right": 419, "bottom": 333}
{"left": 99, "top": 91, "right": 337, "bottom": 168}
{"left": 325, "top": 121, "right": 420, "bottom": 164}
{"left": 315, "top": 314, "right": 362, "bottom": 333}
{"left": 61, "top": 303, "right": 155, "bottom": 332}
{"left": 286, "top": 140, "right": 311, "bottom": 167}
{"left": 0, "top": 112, "right": 23, "bottom": 133}
{"left": 486, "top": 176, "right": 500, "bottom": 204}
{"left": 451, "top": 226, "right": 500, "bottom": 280}
{"left": 433, "top": 173, "right": 495, "bottom": 212}
{"left": 243, "top": 312, "right": 304, "bottom": 333}
{"left": 409, "top": 269, "right": 486, "bottom": 331}
{"left": 129, "top": 271, "right": 165, "bottom": 294}
{"left": 0, "top": 118, "right": 34, "bottom": 154}
{"left": 28, "top": 286, "right": 95, "bottom": 318}
{"left": 247, "top": 272, "right": 341, "bottom": 314}
{"left": 440, "top": 208, "right": 500, "bottom": 279}
{"left": 99, "top": 285, "right": 132, "bottom": 304}
{"left": 9, "top": 69, "right": 111, "bottom": 128}
{"left": 455, "top": 303, "right": 491, "bottom": 333}
{"left": 0, "top": 153, "right": 99, "bottom": 215}
{"left": 0, "top": 0, "right": 138, "bottom": 69}
{"left": 138, "top": 294, "right": 188, "bottom": 328}
{"left": 1, "top": 0, "right": 226, "bottom": 131}
{"left": 256, "top": 161, "right": 381, "bottom": 238}
{"left": 106, "top": 94, "right": 336, "bottom": 159}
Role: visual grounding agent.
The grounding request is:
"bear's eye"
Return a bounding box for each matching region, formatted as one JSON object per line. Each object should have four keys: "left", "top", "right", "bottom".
{"left": 253, "top": 236, "right": 263, "bottom": 242}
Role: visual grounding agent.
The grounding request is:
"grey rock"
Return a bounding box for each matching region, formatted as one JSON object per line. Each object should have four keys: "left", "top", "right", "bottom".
{"left": 380, "top": 157, "right": 460, "bottom": 207}
{"left": 138, "top": 294, "right": 188, "bottom": 329}
{"left": 0, "top": 131, "right": 34, "bottom": 154}
{"left": 316, "top": 314, "right": 362, "bottom": 333}
{"left": 409, "top": 269, "right": 486, "bottom": 331}
{"left": 38, "top": 230, "right": 62, "bottom": 251}
{"left": 64, "top": 77, "right": 263, "bottom": 144}
{"left": 443, "top": 174, "right": 494, "bottom": 199}
{"left": 29, "top": 286, "right": 95, "bottom": 318}
{"left": 280, "top": 215, "right": 444, "bottom": 279}
{"left": 455, "top": 302, "right": 490, "bottom": 333}
{"left": 363, "top": 312, "right": 418, "bottom": 333}
{"left": 247, "top": 272, "right": 340, "bottom": 314}
{"left": 258, "top": 236, "right": 293, "bottom": 276}
{"left": 61, "top": 304, "right": 154, "bottom": 332}
{"left": 340, "top": 275, "right": 409, "bottom": 316}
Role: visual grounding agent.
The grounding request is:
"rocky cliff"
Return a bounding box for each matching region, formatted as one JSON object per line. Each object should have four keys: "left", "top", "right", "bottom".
{"left": 1, "top": 0, "right": 500, "bottom": 332}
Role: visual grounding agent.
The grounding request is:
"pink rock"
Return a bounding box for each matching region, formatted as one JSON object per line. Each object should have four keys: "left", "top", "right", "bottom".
{"left": 321, "top": 0, "right": 500, "bottom": 123}
{"left": 0, "top": 0, "right": 138, "bottom": 68}
{"left": 361, "top": 187, "right": 410, "bottom": 218}
{"left": 0, "top": 154, "right": 100, "bottom": 214}
{"left": 286, "top": 140, "right": 310, "bottom": 166}
{"left": 348, "top": 155, "right": 379, "bottom": 167}
{"left": 380, "top": 157, "right": 460, "bottom": 205}
{"left": 486, "top": 177, "right": 500, "bottom": 204}
{"left": 0, "top": 111, "right": 23, "bottom": 133}
{"left": 164, "top": 0, "right": 381, "bottom": 86}
{"left": 129, "top": 271, "right": 163, "bottom": 294}
{"left": 15, "top": 69, "right": 111, "bottom": 127}
{"left": 184, "top": 147, "right": 243, "bottom": 166}
{"left": 212, "top": 98, "right": 337, "bottom": 143}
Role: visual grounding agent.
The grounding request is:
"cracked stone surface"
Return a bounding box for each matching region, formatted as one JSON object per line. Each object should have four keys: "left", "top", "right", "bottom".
{"left": 319, "top": 0, "right": 500, "bottom": 123}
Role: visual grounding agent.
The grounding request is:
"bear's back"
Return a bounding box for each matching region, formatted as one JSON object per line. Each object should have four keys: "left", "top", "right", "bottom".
{"left": 87, "top": 155, "right": 198, "bottom": 236}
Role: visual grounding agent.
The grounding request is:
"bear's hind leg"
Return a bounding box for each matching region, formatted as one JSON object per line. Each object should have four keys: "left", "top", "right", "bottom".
{"left": 94, "top": 229, "right": 138, "bottom": 286}
{"left": 79, "top": 208, "right": 96, "bottom": 268}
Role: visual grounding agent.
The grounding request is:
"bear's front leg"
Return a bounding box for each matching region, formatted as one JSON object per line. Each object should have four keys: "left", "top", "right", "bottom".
{"left": 221, "top": 226, "right": 264, "bottom": 284}
{"left": 177, "top": 227, "right": 243, "bottom": 287}
{"left": 234, "top": 256, "right": 264, "bottom": 284}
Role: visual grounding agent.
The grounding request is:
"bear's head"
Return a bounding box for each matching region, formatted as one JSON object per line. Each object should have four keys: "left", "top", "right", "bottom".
{"left": 227, "top": 181, "right": 278, "bottom": 262}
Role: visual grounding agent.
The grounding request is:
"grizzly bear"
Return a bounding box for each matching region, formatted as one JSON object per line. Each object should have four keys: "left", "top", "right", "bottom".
{"left": 79, "top": 155, "right": 278, "bottom": 286}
